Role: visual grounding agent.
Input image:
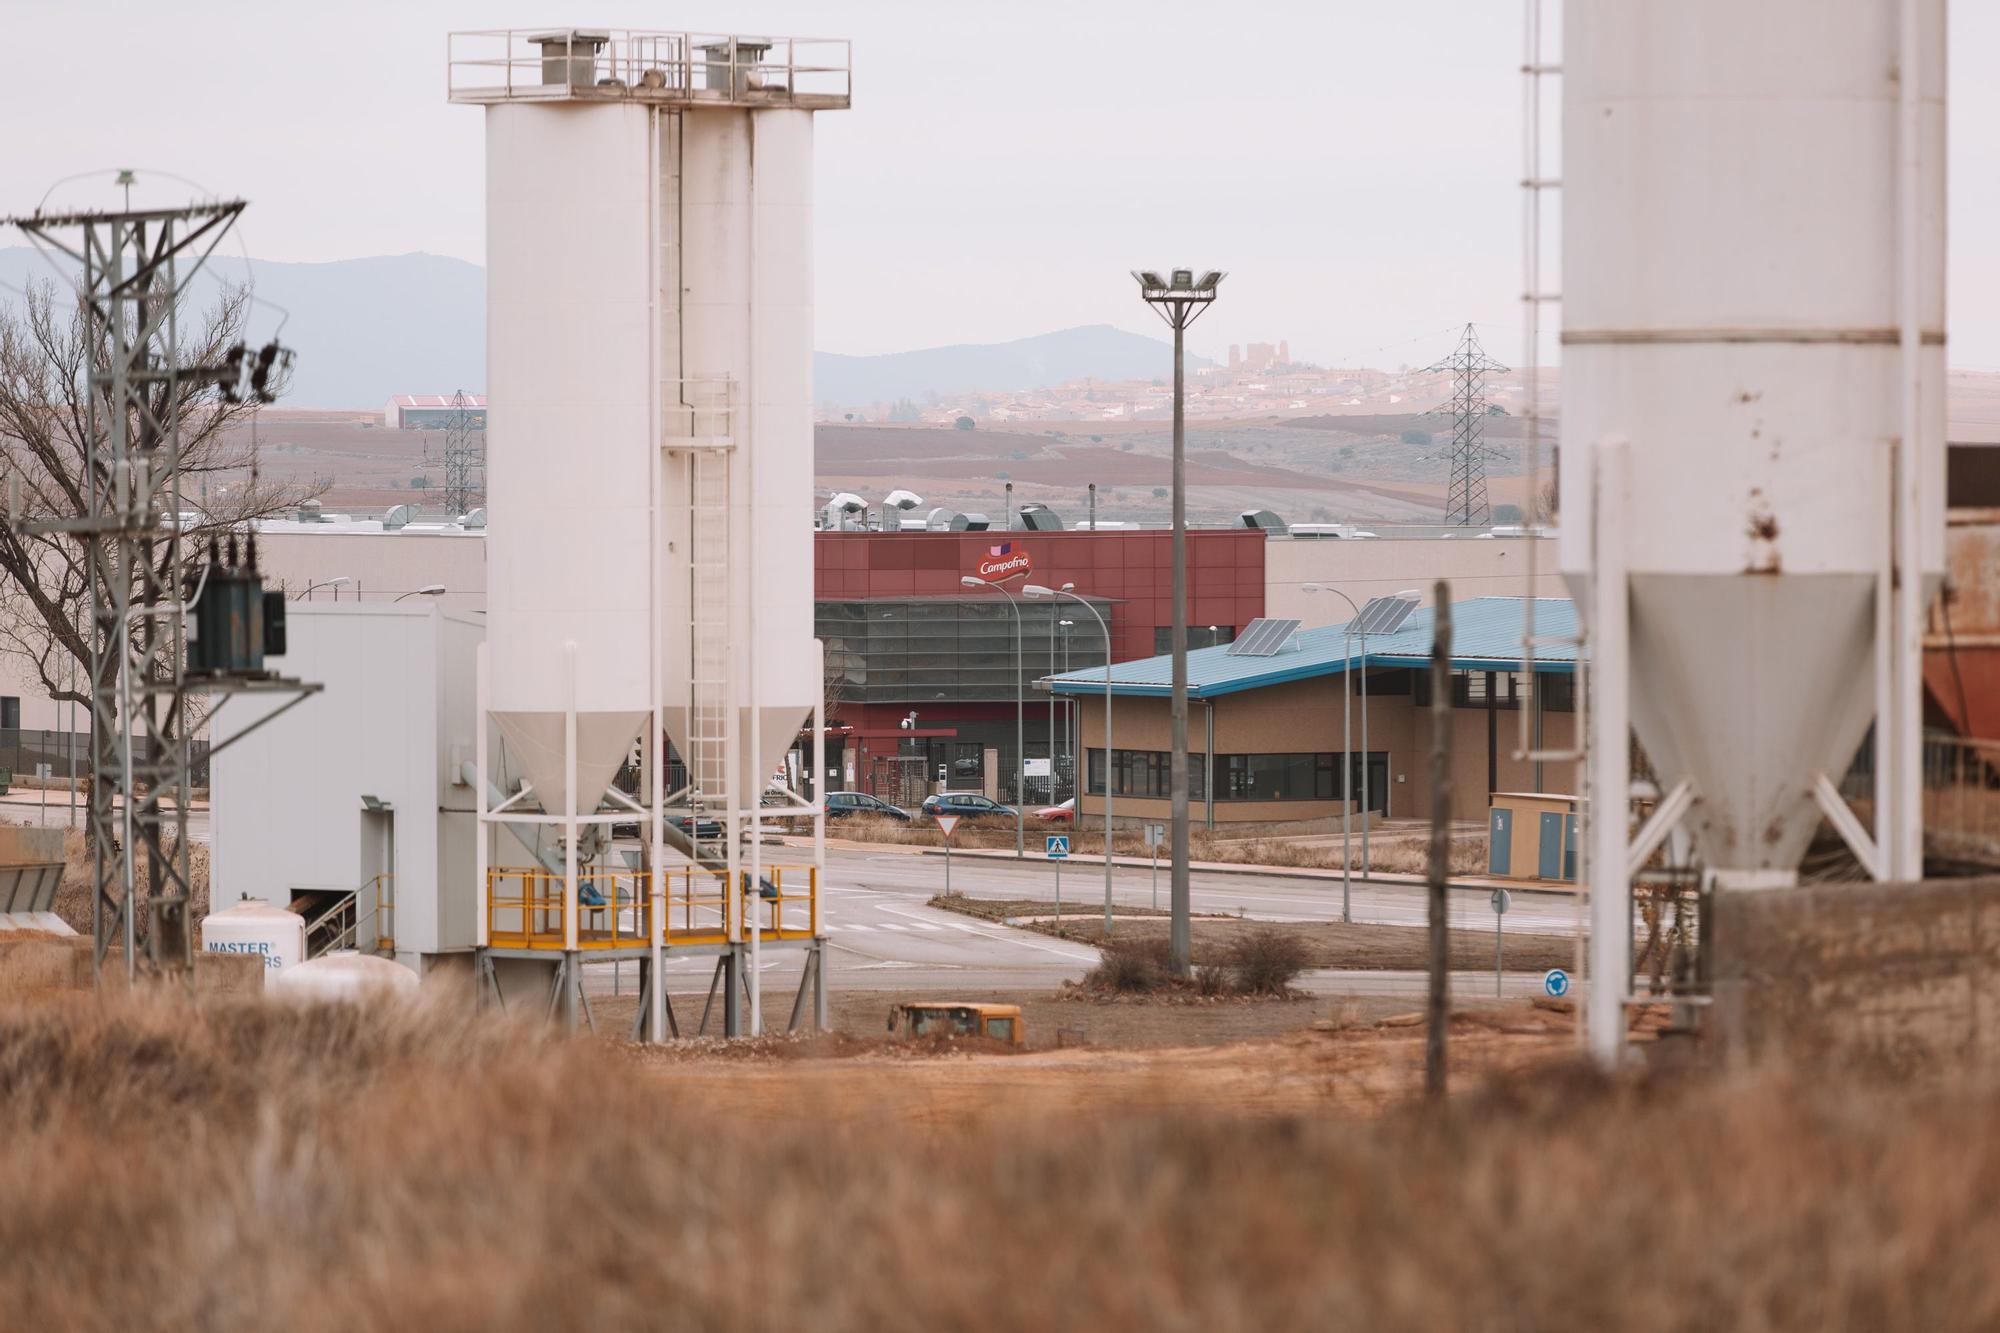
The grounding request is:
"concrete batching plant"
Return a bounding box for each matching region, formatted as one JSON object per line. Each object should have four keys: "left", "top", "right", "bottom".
{"left": 1563, "top": 0, "right": 1946, "bottom": 1060}
{"left": 450, "top": 30, "right": 849, "bottom": 1037}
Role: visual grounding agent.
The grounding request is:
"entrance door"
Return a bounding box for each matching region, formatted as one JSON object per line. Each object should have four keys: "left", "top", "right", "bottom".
{"left": 1488, "top": 808, "right": 1513, "bottom": 875}
{"left": 358, "top": 806, "right": 394, "bottom": 952}
{"left": 1537, "top": 811, "right": 1565, "bottom": 880}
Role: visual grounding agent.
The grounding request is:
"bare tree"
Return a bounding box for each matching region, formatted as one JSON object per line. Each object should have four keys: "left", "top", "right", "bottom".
{"left": 0, "top": 277, "right": 323, "bottom": 708}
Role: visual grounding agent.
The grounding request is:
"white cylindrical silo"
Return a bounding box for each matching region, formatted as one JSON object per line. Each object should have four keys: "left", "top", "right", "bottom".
{"left": 661, "top": 104, "right": 822, "bottom": 796}
{"left": 1561, "top": 0, "right": 1945, "bottom": 882}
{"left": 484, "top": 100, "right": 656, "bottom": 815}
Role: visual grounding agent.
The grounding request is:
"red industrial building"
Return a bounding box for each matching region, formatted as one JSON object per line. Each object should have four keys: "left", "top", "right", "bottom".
{"left": 813, "top": 528, "right": 1266, "bottom": 805}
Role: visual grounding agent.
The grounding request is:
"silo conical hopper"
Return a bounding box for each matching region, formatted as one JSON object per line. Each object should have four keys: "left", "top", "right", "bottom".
{"left": 1561, "top": 0, "right": 1945, "bottom": 887}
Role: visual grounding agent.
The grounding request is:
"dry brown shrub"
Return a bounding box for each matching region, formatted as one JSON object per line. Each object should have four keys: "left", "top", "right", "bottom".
{"left": 1084, "top": 935, "right": 1173, "bottom": 994}
{"left": 5, "top": 998, "right": 2000, "bottom": 1329}
{"left": 1229, "top": 930, "right": 1311, "bottom": 996}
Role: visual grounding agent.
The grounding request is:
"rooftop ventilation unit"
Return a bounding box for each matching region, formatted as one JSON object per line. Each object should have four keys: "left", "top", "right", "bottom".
{"left": 382, "top": 504, "right": 415, "bottom": 531}
{"left": 1017, "top": 504, "right": 1064, "bottom": 531}
{"left": 883, "top": 489, "right": 924, "bottom": 513}
{"left": 924, "top": 507, "right": 959, "bottom": 531}
{"left": 822, "top": 492, "right": 866, "bottom": 531}
{"left": 530, "top": 30, "right": 607, "bottom": 87}
{"left": 1239, "top": 508, "right": 1285, "bottom": 531}
{"left": 949, "top": 512, "right": 991, "bottom": 532}
{"left": 461, "top": 507, "right": 487, "bottom": 530}
{"left": 296, "top": 500, "right": 325, "bottom": 524}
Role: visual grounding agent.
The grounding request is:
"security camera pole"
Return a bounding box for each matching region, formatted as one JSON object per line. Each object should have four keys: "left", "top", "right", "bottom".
{"left": 1133, "top": 268, "right": 1223, "bottom": 975}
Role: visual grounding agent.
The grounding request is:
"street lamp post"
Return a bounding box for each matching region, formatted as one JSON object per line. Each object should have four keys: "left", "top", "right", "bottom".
{"left": 962, "top": 575, "right": 1025, "bottom": 858}
{"left": 1133, "top": 268, "right": 1222, "bottom": 975}
{"left": 296, "top": 576, "right": 352, "bottom": 601}
{"left": 1027, "top": 582, "right": 1111, "bottom": 932}
{"left": 395, "top": 583, "right": 447, "bottom": 603}
{"left": 1303, "top": 583, "right": 1424, "bottom": 920}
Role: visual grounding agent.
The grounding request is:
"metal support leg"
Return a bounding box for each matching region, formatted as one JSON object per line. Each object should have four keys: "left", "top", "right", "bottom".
{"left": 813, "top": 939, "right": 828, "bottom": 1033}
{"left": 698, "top": 956, "right": 725, "bottom": 1037}
{"left": 787, "top": 949, "right": 815, "bottom": 1033}
{"left": 723, "top": 947, "right": 742, "bottom": 1037}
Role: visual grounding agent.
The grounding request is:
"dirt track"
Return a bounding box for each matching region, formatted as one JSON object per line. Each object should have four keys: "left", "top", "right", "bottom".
{"left": 622, "top": 1003, "right": 1579, "bottom": 1125}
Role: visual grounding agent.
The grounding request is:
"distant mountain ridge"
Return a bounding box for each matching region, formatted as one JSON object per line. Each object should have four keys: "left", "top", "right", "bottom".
{"left": 0, "top": 249, "right": 1203, "bottom": 410}
{"left": 815, "top": 324, "right": 1209, "bottom": 407}
{"left": 0, "top": 247, "right": 485, "bottom": 411}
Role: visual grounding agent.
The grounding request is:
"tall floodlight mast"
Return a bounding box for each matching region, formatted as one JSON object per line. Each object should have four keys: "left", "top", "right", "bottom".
{"left": 1132, "top": 268, "right": 1222, "bottom": 976}
{"left": 5, "top": 189, "right": 318, "bottom": 981}
{"left": 1421, "top": 324, "right": 1508, "bottom": 526}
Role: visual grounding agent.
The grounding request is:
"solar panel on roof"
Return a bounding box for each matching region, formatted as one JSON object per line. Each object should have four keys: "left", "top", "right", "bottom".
{"left": 1224, "top": 617, "right": 1302, "bottom": 657}
{"left": 1354, "top": 595, "right": 1419, "bottom": 636}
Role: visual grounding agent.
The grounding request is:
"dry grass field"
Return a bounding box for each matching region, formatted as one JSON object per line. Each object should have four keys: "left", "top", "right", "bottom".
{"left": 1, "top": 992, "right": 1997, "bottom": 1330}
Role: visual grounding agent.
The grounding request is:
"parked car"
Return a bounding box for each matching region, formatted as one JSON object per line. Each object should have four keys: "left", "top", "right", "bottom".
{"left": 610, "top": 813, "right": 725, "bottom": 841}
{"left": 1034, "top": 797, "right": 1076, "bottom": 824}
{"left": 825, "top": 791, "right": 913, "bottom": 822}
{"left": 668, "top": 813, "right": 724, "bottom": 841}
{"left": 919, "top": 791, "right": 1018, "bottom": 822}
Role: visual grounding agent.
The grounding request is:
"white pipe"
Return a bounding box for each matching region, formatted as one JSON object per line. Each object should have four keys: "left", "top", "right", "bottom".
{"left": 475, "top": 643, "right": 490, "bottom": 948}
{"left": 1891, "top": 0, "right": 1926, "bottom": 881}
{"left": 647, "top": 104, "right": 668, "bottom": 1043}
{"left": 1587, "top": 440, "right": 1631, "bottom": 1068}
{"left": 747, "top": 112, "right": 763, "bottom": 1039}
{"left": 563, "top": 641, "right": 579, "bottom": 956}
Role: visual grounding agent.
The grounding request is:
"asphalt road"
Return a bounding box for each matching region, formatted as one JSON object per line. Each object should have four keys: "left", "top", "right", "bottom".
{"left": 589, "top": 842, "right": 1586, "bottom": 1018}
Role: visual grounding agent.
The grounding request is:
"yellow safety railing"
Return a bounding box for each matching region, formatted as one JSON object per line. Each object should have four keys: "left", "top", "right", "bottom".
{"left": 486, "top": 867, "right": 657, "bottom": 952}
{"left": 743, "top": 864, "right": 819, "bottom": 942}
{"left": 484, "top": 864, "right": 818, "bottom": 950}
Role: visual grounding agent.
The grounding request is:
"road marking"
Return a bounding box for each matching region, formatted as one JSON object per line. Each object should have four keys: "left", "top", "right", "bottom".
{"left": 877, "top": 923, "right": 910, "bottom": 932}
{"left": 876, "top": 902, "right": 1098, "bottom": 963}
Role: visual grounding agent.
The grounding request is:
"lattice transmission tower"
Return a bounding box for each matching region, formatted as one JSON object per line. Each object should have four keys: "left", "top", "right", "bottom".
{"left": 7, "top": 194, "right": 319, "bottom": 981}
{"left": 424, "top": 389, "right": 485, "bottom": 515}
{"left": 1420, "top": 324, "right": 1509, "bottom": 526}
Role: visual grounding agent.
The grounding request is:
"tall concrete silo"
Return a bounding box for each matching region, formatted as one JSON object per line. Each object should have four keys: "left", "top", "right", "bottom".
{"left": 1562, "top": 0, "right": 1946, "bottom": 1059}
{"left": 452, "top": 29, "right": 849, "bottom": 1035}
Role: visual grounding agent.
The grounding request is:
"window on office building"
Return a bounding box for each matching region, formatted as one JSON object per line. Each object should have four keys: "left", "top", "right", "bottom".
{"left": 1087, "top": 749, "right": 1206, "bottom": 801}
{"left": 1154, "top": 625, "right": 1235, "bottom": 654}
{"left": 1414, "top": 669, "right": 1574, "bottom": 712}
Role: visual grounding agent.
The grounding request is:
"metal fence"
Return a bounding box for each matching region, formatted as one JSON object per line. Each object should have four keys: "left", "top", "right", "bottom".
{"left": 0, "top": 729, "right": 211, "bottom": 789}
{"left": 1918, "top": 734, "right": 2000, "bottom": 866}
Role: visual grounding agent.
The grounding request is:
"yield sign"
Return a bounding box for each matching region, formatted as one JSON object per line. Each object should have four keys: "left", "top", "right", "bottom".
{"left": 935, "top": 813, "right": 961, "bottom": 839}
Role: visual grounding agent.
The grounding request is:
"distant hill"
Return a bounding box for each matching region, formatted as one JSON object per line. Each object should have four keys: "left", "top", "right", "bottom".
{"left": 0, "top": 247, "right": 484, "bottom": 411}
{"left": 0, "top": 249, "right": 1199, "bottom": 410}
{"left": 815, "top": 325, "right": 1211, "bottom": 408}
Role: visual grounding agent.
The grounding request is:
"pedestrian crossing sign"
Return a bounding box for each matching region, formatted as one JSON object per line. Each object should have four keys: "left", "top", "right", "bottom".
{"left": 1046, "top": 834, "right": 1070, "bottom": 859}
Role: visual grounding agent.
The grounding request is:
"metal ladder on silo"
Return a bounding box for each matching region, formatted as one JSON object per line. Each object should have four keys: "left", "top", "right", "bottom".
{"left": 1516, "top": 0, "right": 1583, "bottom": 773}
{"left": 675, "top": 378, "right": 737, "bottom": 862}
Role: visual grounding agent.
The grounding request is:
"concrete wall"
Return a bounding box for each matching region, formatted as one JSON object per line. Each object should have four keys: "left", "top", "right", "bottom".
{"left": 210, "top": 603, "right": 483, "bottom": 962}
{"left": 1265, "top": 536, "right": 1565, "bottom": 628}
{"left": 1712, "top": 877, "right": 2000, "bottom": 1069}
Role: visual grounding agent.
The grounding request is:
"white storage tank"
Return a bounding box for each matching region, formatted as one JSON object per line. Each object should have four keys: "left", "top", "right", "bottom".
{"left": 269, "top": 951, "right": 421, "bottom": 1003}
{"left": 200, "top": 898, "right": 306, "bottom": 979}
{"left": 1561, "top": 0, "right": 1945, "bottom": 885}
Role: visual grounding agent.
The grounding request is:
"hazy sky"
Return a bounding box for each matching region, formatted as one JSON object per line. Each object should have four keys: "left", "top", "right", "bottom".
{"left": 10, "top": 1, "right": 1999, "bottom": 369}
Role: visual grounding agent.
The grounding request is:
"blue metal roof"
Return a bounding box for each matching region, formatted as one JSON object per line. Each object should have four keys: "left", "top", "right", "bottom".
{"left": 1043, "top": 596, "right": 1580, "bottom": 699}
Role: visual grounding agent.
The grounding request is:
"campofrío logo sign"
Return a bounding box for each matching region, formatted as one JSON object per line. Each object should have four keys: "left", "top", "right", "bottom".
{"left": 974, "top": 541, "right": 1032, "bottom": 583}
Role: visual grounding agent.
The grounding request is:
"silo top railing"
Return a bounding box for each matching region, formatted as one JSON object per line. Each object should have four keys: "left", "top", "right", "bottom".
{"left": 447, "top": 30, "right": 851, "bottom": 109}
